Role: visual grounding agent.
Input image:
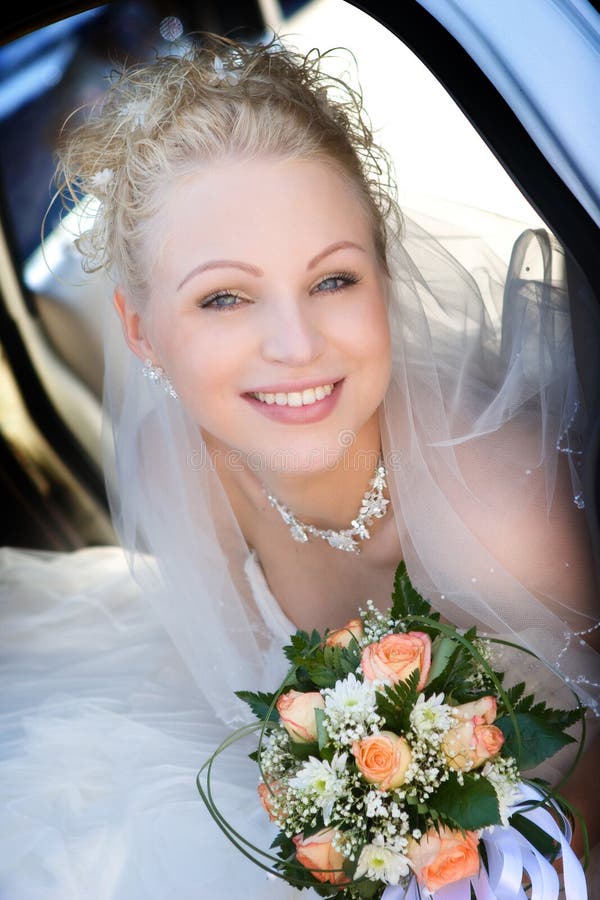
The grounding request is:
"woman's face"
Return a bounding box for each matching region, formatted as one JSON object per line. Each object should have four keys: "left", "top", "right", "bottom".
{"left": 133, "top": 156, "right": 392, "bottom": 474}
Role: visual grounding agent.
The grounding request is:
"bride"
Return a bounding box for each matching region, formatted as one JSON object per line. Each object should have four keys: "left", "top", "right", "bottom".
{"left": 1, "top": 32, "right": 598, "bottom": 898}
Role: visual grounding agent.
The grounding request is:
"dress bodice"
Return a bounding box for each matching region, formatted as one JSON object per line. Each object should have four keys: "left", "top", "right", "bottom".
{"left": 243, "top": 549, "right": 296, "bottom": 642}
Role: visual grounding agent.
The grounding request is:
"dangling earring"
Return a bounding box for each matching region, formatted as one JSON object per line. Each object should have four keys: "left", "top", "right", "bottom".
{"left": 142, "top": 358, "right": 178, "bottom": 399}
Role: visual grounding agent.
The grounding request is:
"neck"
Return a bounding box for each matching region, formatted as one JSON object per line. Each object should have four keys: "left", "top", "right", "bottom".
{"left": 206, "top": 413, "right": 384, "bottom": 533}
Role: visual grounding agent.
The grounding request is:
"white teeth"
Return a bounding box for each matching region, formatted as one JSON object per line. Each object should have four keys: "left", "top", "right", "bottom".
{"left": 253, "top": 383, "right": 335, "bottom": 406}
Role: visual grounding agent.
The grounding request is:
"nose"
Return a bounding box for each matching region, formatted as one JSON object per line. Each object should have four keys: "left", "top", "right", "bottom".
{"left": 260, "top": 298, "right": 326, "bottom": 366}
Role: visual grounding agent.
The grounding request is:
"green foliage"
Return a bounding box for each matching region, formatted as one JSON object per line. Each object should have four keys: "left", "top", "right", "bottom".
{"left": 429, "top": 772, "right": 500, "bottom": 830}
{"left": 289, "top": 739, "right": 320, "bottom": 761}
{"left": 497, "top": 712, "right": 576, "bottom": 769}
{"left": 283, "top": 630, "right": 362, "bottom": 690}
{"left": 305, "top": 643, "right": 363, "bottom": 689}
{"left": 391, "top": 561, "right": 436, "bottom": 623}
{"left": 375, "top": 669, "right": 420, "bottom": 732}
{"left": 235, "top": 690, "right": 280, "bottom": 722}
{"left": 270, "top": 830, "right": 295, "bottom": 854}
{"left": 499, "top": 682, "right": 583, "bottom": 729}
{"left": 349, "top": 879, "right": 381, "bottom": 898}
{"left": 425, "top": 628, "right": 484, "bottom": 701}
{"left": 425, "top": 636, "right": 458, "bottom": 685}
{"left": 311, "top": 887, "right": 342, "bottom": 898}
{"left": 315, "top": 708, "right": 329, "bottom": 752}
{"left": 284, "top": 630, "right": 324, "bottom": 667}
{"left": 496, "top": 682, "right": 582, "bottom": 769}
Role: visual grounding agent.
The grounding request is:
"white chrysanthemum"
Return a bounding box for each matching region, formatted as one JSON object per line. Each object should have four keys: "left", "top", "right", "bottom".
{"left": 482, "top": 761, "right": 523, "bottom": 826}
{"left": 289, "top": 752, "right": 348, "bottom": 824}
{"left": 355, "top": 839, "right": 410, "bottom": 884}
{"left": 323, "top": 673, "right": 377, "bottom": 722}
{"left": 409, "top": 692, "right": 453, "bottom": 737}
{"left": 90, "top": 168, "right": 114, "bottom": 190}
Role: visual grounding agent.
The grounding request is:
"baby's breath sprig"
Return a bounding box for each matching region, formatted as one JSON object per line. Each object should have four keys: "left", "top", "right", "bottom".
{"left": 359, "top": 599, "right": 401, "bottom": 644}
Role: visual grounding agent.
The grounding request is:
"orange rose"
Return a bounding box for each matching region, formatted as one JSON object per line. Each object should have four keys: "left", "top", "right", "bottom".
{"left": 257, "top": 781, "right": 279, "bottom": 822}
{"left": 293, "top": 828, "right": 349, "bottom": 885}
{"left": 276, "top": 690, "right": 324, "bottom": 743}
{"left": 361, "top": 632, "right": 431, "bottom": 691}
{"left": 442, "top": 715, "right": 505, "bottom": 771}
{"left": 407, "top": 827, "right": 480, "bottom": 891}
{"left": 352, "top": 730, "right": 412, "bottom": 791}
{"left": 325, "top": 618, "right": 364, "bottom": 649}
{"left": 450, "top": 696, "right": 497, "bottom": 724}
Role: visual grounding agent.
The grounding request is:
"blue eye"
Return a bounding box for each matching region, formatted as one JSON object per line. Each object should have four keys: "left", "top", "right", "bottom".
{"left": 314, "top": 271, "right": 360, "bottom": 293}
{"left": 199, "top": 291, "right": 244, "bottom": 310}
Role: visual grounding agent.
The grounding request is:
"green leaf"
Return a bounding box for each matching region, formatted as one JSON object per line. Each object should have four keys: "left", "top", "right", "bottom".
{"left": 426, "top": 636, "right": 459, "bottom": 686}
{"left": 315, "top": 708, "right": 329, "bottom": 752}
{"left": 289, "top": 739, "right": 320, "bottom": 761}
{"left": 375, "top": 668, "right": 420, "bottom": 733}
{"left": 496, "top": 712, "right": 576, "bottom": 769}
{"left": 235, "top": 690, "right": 280, "bottom": 723}
{"left": 390, "top": 561, "right": 433, "bottom": 620}
{"left": 296, "top": 642, "right": 362, "bottom": 690}
{"left": 510, "top": 812, "right": 560, "bottom": 860}
{"left": 270, "top": 830, "right": 295, "bottom": 854}
{"left": 502, "top": 681, "right": 526, "bottom": 712}
{"left": 351, "top": 879, "right": 380, "bottom": 897}
{"left": 283, "top": 630, "right": 323, "bottom": 666}
{"left": 425, "top": 628, "right": 492, "bottom": 702}
{"left": 430, "top": 773, "right": 500, "bottom": 830}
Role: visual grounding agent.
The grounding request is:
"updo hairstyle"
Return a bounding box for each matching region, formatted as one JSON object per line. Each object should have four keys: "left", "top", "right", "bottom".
{"left": 54, "top": 32, "right": 401, "bottom": 307}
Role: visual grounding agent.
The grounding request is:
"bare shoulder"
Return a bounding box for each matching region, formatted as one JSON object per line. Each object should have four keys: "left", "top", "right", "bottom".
{"left": 453, "top": 417, "right": 599, "bottom": 628}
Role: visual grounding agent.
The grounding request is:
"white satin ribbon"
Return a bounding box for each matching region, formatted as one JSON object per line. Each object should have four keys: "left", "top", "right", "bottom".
{"left": 380, "top": 782, "right": 587, "bottom": 899}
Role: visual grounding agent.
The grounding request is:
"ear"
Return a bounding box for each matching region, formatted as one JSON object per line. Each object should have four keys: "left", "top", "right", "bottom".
{"left": 113, "top": 288, "right": 155, "bottom": 362}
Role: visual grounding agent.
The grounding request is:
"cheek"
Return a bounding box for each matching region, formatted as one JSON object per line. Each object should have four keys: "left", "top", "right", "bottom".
{"left": 151, "top": 319, "right": 238, "bottom": 418}
{"left": 352, "top": 298, "right": 392, "bottom": 386}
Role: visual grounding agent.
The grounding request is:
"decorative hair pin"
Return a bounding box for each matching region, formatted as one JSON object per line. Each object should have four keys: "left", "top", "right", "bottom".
{"left": 210, "top": 55, "right": 242, "bottom": 86}
{"left": 90, "top": 168, "right": 115, "bottom": 194}
{"left": 118, "top": 97, "right": 154, "bottom": 130}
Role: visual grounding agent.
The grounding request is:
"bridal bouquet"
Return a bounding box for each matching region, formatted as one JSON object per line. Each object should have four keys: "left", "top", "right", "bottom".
{"left": 198, "top": 563, "right": 589, "bottom": 898}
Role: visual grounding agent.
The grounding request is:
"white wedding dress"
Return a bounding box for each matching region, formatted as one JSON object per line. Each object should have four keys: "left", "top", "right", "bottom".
{"left": 3, "top": 216, "right": 599, "bottom": 898}
{"left": 0, "top": 545, "right": 301, "bottom": 899}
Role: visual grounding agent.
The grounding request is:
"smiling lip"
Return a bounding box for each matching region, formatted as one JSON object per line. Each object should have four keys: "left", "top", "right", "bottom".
{"left": 247, "top": 377, "right": 342, "bottom": 394}
{"left": 242, "top": 379, "right": 344, "bottom": 424}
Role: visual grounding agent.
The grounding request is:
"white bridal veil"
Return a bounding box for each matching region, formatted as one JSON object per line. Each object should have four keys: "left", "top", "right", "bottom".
{"left": 101, "top": 200, "right": 599, "bottom": 728}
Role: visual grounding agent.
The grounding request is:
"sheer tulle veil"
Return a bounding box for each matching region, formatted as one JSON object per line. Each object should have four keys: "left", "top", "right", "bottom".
{"left": 101, "top": 203, "right": 600, "bottom": 731}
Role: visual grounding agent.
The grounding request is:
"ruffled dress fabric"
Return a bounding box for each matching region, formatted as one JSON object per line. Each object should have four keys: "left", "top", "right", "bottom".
{"left": 0, "top": 545, "right": 299, "bottom": 900}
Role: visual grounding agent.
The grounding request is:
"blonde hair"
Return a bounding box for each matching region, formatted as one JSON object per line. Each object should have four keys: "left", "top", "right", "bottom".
{"left": 55, "top": 32, "right": 401, "bottom": 306}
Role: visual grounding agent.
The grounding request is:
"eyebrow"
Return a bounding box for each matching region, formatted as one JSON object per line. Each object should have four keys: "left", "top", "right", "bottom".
{"left": 177, "top": 259, "right": 261, "bottom": 291}
{"left": 307, "top": 240, "right": 366, "bottom": 270}
{"left": 176, "top": 240, "right": 366, "bottom": 291}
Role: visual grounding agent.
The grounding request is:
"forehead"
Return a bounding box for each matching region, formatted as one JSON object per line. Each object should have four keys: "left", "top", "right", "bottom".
{"left": 151, "top": 157, "right": 376, "bottom": 289}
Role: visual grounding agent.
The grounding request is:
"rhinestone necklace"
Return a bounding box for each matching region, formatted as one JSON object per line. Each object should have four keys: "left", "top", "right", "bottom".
{"left": 264, "top": 456, "right": 389, "bottom": 553}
